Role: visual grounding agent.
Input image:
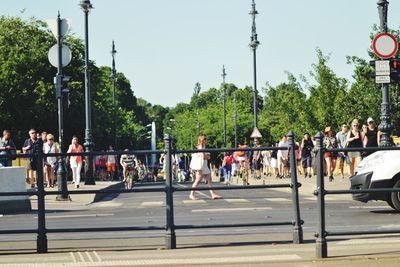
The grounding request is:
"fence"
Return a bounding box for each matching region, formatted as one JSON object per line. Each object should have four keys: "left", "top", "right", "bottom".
{"left": 313, "top": 131, "right": 400, "bottom": 258}
{"left": 0, "top": 131, "right": 303, "bottom": 253}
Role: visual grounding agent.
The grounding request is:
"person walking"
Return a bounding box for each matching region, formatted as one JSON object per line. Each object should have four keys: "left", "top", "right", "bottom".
{"left": 363, "top": 117, "right": 378, "bottom": 157}
{"left": 223, "top": 152, "right": 233, "bottom": 185}
{"left": 277, "top": 135, "right": 289, "bottom": 178}
{"left": 43, "top": 134, "right": 57, "bottom": 187}
{"left": 189, "top": 135, "right": 222, "bottom": 200}
{"left": 346, "top": 119, "right": 363, "bottom": 176}
{"left": 300, "top": 133, "right": 313, "bottom": 178}
{"left": 22, "top": 129, "right": 38, "bottom": 188}
{"left": 0, "top": 129, "right": 16, "bottom": 167}
{"left": 67, "top": 136, "right": 84, "bottom": 188}
{"left": 106, "top": 145, "right": 117, "bottom": 180}
{"left": 336, "top": 124, "right": 350, "bottom": 179}
{"left": 323, "top": 127, "right": 338, "bottom": 182}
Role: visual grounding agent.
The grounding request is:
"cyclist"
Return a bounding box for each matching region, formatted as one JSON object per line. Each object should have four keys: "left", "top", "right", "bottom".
{"left": 120, "top": 149, "right": 138, "bottom": 182}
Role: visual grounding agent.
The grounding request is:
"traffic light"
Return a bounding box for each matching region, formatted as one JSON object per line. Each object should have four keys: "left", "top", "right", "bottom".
{"left": 61, "top": 75, "right": 71, "bottom": 108}
{"left": 390, "top": 58, "right": 400, "bottom": 83}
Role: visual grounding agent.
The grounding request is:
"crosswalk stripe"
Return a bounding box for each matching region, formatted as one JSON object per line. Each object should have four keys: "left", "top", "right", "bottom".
{"left": 192, "top": 207, "right": 272, "bottom": 212}
{"left": 265, "top": 198, "right": 291, "bottom": 202}
{"left": 182, "top": 199, "right": 207, "bottom": 204}
{"left": 224, "top": 198, "right": 250, "bottom": 203}
{"left": 140, "top": 201, "right": 164, "bottom": 207}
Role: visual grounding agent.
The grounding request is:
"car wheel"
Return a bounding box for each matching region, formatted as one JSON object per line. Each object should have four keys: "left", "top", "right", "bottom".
{"left": 390, "top": 180, "right": 400, "bottom": 211}
{"left": 386, "top": 193, "right": 396, "bottom": 210}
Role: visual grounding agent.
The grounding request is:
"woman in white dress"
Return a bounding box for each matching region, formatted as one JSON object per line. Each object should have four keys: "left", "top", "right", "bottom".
{"left": 189, "top": 135, "right": 222, "bottom": 200}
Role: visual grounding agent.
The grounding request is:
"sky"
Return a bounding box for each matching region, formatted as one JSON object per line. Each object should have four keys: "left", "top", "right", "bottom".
{"left": 3, "top": 0, "right": 400, "bottom": 107}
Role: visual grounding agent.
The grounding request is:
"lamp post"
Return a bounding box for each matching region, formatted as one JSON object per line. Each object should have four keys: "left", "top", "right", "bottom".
{"left": 111, "top": 40, "right": 117, "bottom": 150}
{"left": 80, "top": 0, "right": 95, "bottom": 185}
{"left": 377, "top": 0, "right": 394, "bottom": 147}
{"left": 222, "top": 65, "right": 227, "bottom": 147}
{"left": 249, "top": 0, "right": 260, "bottom": 131}
{"left": 233, "top": 90, "right": 238, "bottom": 148}
{"left": 194, "top": 82, "right": 201, "bottom": 136}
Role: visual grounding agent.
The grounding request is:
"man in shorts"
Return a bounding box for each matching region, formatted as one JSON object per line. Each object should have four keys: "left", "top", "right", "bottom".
{"left": 107, "top": 145, "right": 117, "bottom": 180}
{"left": 22, "top": 129, "right": 38, "bottom": 188}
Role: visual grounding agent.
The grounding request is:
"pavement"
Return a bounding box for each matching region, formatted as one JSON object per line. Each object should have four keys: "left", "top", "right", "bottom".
{"left": 1, "top": 175, "right": 400, "bottom": 266}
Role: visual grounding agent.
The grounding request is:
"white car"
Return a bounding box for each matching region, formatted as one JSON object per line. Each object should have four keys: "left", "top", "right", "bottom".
{"left": 350, "top": 149, "right": 400, "bottom": 211}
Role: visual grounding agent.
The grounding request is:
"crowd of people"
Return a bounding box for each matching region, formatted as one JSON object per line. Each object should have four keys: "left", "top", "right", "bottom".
{"left": 0, "top": 117, "right": 383, "bottom": 192}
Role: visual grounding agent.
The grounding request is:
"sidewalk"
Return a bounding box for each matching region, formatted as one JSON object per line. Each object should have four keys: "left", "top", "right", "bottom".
{"left": 29, "top": 181, "right": 122, "bottom": 209}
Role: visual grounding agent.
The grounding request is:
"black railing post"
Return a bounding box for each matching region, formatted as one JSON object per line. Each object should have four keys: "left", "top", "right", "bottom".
{"left": 164, "top": 134, "right": 176, "bottom": 249}
{"left": 287, "top": 130, "right": 303, "bottom": 244}
{"left": 35, "top": 138, "right": 48, "bottom": 253}
{"left": 315, "top": 131, "right": 327, "bottom": 258}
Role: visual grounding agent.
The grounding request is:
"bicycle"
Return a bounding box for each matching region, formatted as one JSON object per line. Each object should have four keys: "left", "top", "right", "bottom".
{"left": 124, "top": 166, "right": 137, "bottom": 190}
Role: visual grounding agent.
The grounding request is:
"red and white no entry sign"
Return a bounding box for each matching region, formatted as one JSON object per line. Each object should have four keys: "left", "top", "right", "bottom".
{"left": 372, "top": 32, "right": 398, "bottom": 59}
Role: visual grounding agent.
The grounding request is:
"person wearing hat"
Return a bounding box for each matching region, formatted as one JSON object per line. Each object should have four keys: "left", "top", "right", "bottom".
{"left": 323, "top": 126, "right": 338, "bottom": 182}
{"left": 362, "top": 117, "right": 378, "bottom": 157}
{"left": 346, "top": 119, "right": 363, "bottom": 176}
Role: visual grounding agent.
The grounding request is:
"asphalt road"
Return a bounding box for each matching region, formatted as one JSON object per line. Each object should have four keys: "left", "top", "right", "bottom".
{"left": 0, "top": 178, "right": 399, "bottom": 246}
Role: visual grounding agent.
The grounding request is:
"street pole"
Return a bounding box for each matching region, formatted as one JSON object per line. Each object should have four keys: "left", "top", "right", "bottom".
{"left": 55, "top": 12, "right": 69, "bottom": 201}
{"left": 194, "top": 82, "right": 201, "bottom": 136}
{"left": 80, "top": 0, "right": 95, "bottom": 185}
{"left": 249, "top": 0, "right": 260, "bottom": 130}
{"left": 111, "top": 40, "right": 117, "bottom": 150}
{"left": 377, "top": 0, "right": 394, "bottom": 147}
{"left": 233, "top": 91, "right": 238, "bottom": 148}
{"left": 222, "top": 65, "right": 227, "bottom": 147}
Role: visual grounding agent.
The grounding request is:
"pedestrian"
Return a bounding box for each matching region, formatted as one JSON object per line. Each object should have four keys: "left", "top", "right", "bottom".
{"left": 177, "top": 156, "right": 186, "bottom": 183}
{"left": 67, "top": 136, "right": 84, "bottom": 188}
{"left": 22, "top": 129, "right": 38, "bottom": 188}
{"left": 270, "top": 143, "right": 279, "bottom": 178}
{"left": 106, "top": 145, "right": 117, "bottom": 180}
{"left": 0, "top": 129, "right": 16, "bottom": 167}
{"left": 323, "top": 126, "right": 338, "bottom": 182}
{"left": 336, "top": 124, "right": 350, "bottom": 179}
{"left": 261, "top": 147, "right": 272, "bottom": 176}
{"left": 277, "top": 135, "right": 289, "bottom": 178}
{"left": 223, "top": 152, "right": 233, "bottom": 185}
{"left": 252, "top": 138, "right": 262, "bottom": 180}
{"left": 346, "top": 119, "right": 363, "bottom": 176}
{"left": 189, "top": 135, "right": 222, "bottom": 200}
{"left": 43, "top": 134, "right": 57, "bottom": 187}
{"left": 300, "top": 133, "right": 313, "bottom": 178}
{"left": 362, "top": 117, "right": 378, "bottom": 157}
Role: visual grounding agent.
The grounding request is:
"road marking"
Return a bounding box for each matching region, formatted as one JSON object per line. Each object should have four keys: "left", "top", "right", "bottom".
{"left": 81, "top": 255, "right": 301, "bottom": 265}
{"left": 176, "top": 183, "right": 210, "bottom": 198}
{"left": 77, "top": 251, "right": 85, "bottom": 262}
{"left": 348, "top": 206, "right": 390, "bottom": 209}
{"left": 337, "top": 237, "right": 400, "bottom": 245}
{"left": 224, "top": 198, "right": 250, "bottom": 203}
{"left": 304, "top": 196, "right": 351, "bottom": 201}
{"left": 69, "top": 252, "right": 77, "bottom": 263}
{"left": 265, "top": 198, "right": 291, "bottom": 202}
{"left": 140, "top": 201, "right": 164, "bottom": 207}
{"left": 93, "top": 251, "right": 102, "bottom": 262}
{"left": 35, "top": 214, "right": 114, "bottom": 219}
{"left": 86, "top": 251, "right": 94, "bottom": 263}
{"left": 92, "top": 202, "right": 123, "bottom": 207}
{"left": 182, "top": 199, "right": 207, "bottom": 204}
{"left": 192, "top": 207, "right": 272, "bottom": 213}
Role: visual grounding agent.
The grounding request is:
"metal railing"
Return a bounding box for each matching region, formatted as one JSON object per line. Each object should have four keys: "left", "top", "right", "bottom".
{"left": 313, "top": 131, "right": 400, "bottom": 258}
{"left": 0, "top": 131, "right": 304, "bottom": 253}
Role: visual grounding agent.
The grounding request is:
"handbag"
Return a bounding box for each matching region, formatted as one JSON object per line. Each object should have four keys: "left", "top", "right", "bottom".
{"left": 190, "top": 153, "right": 203, "bottom": 171}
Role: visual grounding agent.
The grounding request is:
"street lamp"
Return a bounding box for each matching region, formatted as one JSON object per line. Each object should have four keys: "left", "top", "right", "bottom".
{"left": 249, "top": 0, "right": 260, "bottom": 131}
{"left": 222, "top": 65, "right": 227, "bottom": 147}
{"left": 377, "top": 0, "right": 394, "bottom": 147}
{"left": 194, "top": 82, "right": 201, "bottom": 136}
{"left": 233, "top": 90, "right": 238, "bottom": 148}
{"left": 111, "top": 40, "right": 117, "bottom": 150}
{"left": 80, "top": 0, "right": 95, "bottom": 185}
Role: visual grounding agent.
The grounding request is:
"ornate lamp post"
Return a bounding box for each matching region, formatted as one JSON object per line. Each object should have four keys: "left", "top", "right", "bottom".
{"left": 111, "top": 40, "right": 117, "bottom": 150}
{"left": 222, "top": 65, "right": 227, "bottom": 147}
{"left": 80, "top": 0, "right": 95, "bottom": 185}
{"left": 377, "top": 0, "right": 394, "bottom": 147}
{"left": 194, "top": 82, "right": 201, "bottom": 136}
{"left": 249, "top": 0, "right": 260, "bottom": 131}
